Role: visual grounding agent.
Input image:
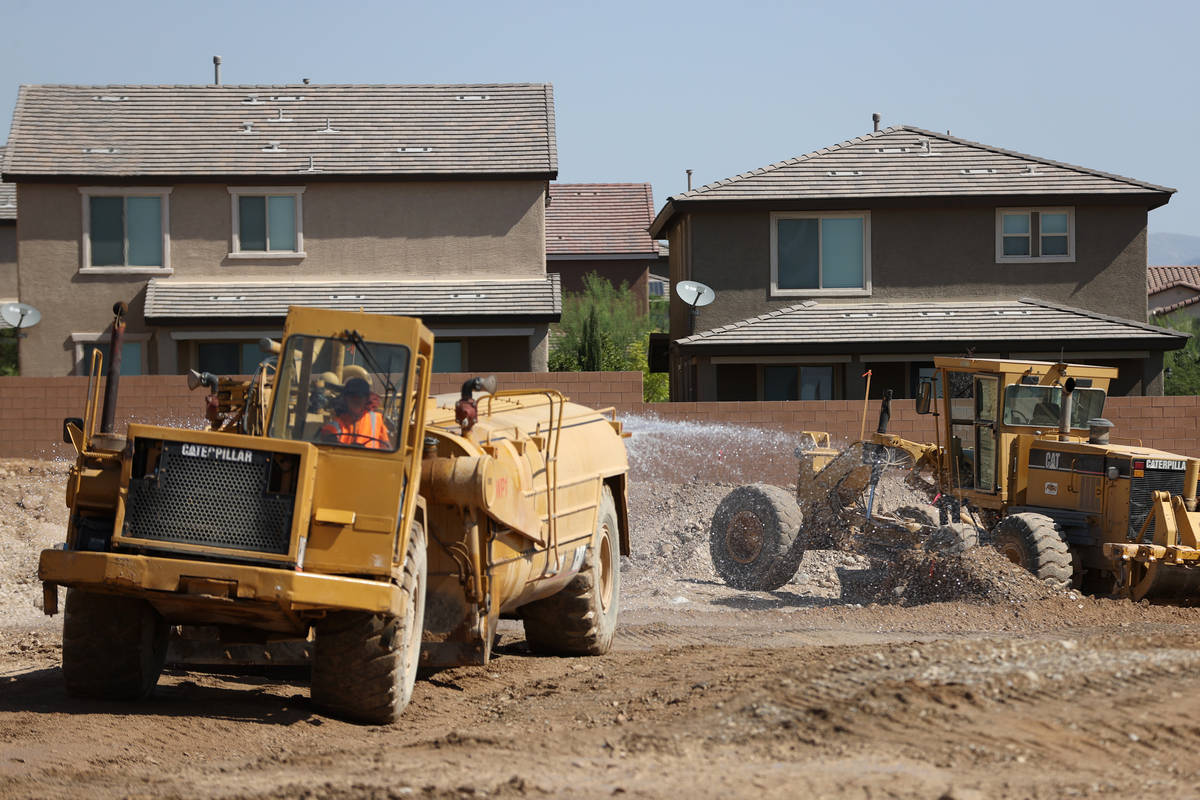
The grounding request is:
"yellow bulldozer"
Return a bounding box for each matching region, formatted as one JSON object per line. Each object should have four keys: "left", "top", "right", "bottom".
{"left": 39, "top": 305, "right": 630, "bottom": 723}
{"left": 711, "top": 356, "right": 1200, "bottom": 601}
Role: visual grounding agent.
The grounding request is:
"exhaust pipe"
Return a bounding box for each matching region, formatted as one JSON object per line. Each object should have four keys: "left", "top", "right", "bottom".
{"left": 99, "top": 302, "right": 127, "bottom": 434}
{"left": 1185, "top": 458, "right": 1199, "bottom": 513}
{"left": 1057, "top": 377, "right": 1076, "bottom": 442}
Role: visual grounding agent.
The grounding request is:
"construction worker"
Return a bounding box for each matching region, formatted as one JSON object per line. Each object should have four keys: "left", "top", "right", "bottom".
{"left": 319, "top": 377, "right": 390, "bottom": 449}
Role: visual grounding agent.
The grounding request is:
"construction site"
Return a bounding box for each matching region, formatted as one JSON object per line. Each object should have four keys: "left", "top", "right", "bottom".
{"left": 5, "top": 336, "right": 1200, "bottom": 798}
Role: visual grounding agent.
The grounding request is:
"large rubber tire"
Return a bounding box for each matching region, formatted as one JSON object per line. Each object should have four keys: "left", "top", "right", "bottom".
{"left": 710, "top": 484, "right": 804, "bottom": 591}
{"left": 311, "top": 523, "right": 427, "bottom": 724}
{"left": 521, "top": 486, "right": 621, "bottom": 656}
{"left": 62, "top": 589, "right": 168, "bottom": 701}
{"left": 993, "top": 513, "right": 1072, "bottom": 589}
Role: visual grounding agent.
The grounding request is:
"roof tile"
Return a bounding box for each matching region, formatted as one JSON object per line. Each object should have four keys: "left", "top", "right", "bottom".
{"left": 672, "top": 126, "right": 1172, "bottom": 202}
{"left": 4, "top": 84, "right": 557, "bottom": 178}
{"left": 546, "top": 183, "right": 658, "bottom": 256}
{"left": 677, "top": 298, "right": 1186, "bottom": 348}
{"left": 144, "top": 276, "right": 561, "bottom": 320}
{"left": 0, "top": 147, "right": 14, "bottom": 220}
{"left": 1148, "top": 265, "right": 1200, "bottom": 294}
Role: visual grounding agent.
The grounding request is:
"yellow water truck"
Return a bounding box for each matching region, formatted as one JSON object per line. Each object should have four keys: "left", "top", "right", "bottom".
{"left": 39, "top": 306, "right": 630, "bottom": 723}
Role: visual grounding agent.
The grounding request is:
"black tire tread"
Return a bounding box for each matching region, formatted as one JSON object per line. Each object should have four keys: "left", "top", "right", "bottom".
{"left": 994, "top": 513, "right": 1073, "bottom": 589}
{"left": 710, "top": 483, "right": 804, "bottom": 591}
{"left": 311, "top": 523, "right": 426, "bottom": 724}
{"left": 62, "top": 589, "right": 168, "bottom": 701}
{"left": 522, "top": 486, "right": 620, "bottom": 656}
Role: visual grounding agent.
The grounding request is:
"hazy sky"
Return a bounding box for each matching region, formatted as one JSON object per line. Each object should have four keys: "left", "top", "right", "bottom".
{"left": 3, "top": 0, "right": 1197, "bottom": 235}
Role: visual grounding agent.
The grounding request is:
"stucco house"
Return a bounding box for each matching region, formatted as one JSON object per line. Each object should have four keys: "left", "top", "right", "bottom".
{"left": 1, "top": 83, "right": 561, "bottom": 376}
{"left": 0, "top": 148, "right": 15, "bottom": 315}
{"left": 1149, "top": 265, "right": 1200, "bottom": 320}
{"left": 546, "top": 182, "right": 664, "bottom": 312}
{"left": 649, "top": 124, "right": 1185, "bottom": 400}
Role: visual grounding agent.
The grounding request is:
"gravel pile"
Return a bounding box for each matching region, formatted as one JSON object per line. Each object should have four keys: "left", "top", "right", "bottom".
{"left": 621, "top": 414, "right": 1064, "bottom": 608}
{"left": 0, "top": 459, "right": 71, "bottom": 631}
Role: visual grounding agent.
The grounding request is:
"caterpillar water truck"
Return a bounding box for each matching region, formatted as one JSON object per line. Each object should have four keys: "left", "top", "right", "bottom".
{"left": 39, "top": 304, "right": 631, "bottom": 723}
{"left": 710, "top": 356, "right": 1200, "bottom": 601}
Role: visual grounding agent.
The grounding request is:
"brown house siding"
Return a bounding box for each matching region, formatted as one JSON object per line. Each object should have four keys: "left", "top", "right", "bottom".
{"left": 16, "top": 180, "right": 548, "bottom": 377}
{"left": 672, "top": 202, "right": 1150, "bottom": 343}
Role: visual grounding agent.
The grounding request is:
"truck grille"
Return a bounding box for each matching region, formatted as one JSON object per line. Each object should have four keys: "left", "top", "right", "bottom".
{"left": 124, "top": 441, "right": 298, "bottom": 556}
{"left": 1131, "top": 469, "right": 1200, "bottom": 542}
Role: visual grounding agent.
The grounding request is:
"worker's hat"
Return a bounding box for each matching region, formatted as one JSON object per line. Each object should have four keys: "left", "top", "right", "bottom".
{"left": 343, "top": 377, "right": 371, "bottom": 397}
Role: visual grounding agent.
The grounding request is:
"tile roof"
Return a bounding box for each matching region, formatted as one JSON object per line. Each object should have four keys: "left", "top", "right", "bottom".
{"left": 677, "top": 298, "right": 1186, "bottom": 349}
{"left": 546, "top": 183, "right": 659, "bottom": 257}
{"left": 3, "top": 84, "right": 557, "bottom": 178}
{"left": 144, "top": 276, "right": 561, "bottom": 321}
{"left": 651, "top": 126, "right": 1173, "bottom": 236}
{"left": 0, "top": 148, "right": 14, "bottom": 220}
{"left": 1151, "top": 294, "right": 1200, "bottom": 316}
{"left": 1148, "top": 265, "right": 1200, "bottom": 294}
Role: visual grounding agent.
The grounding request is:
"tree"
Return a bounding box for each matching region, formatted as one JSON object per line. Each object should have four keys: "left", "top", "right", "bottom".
{"left": 549, "top": 273, "right": 668, "bottom": 401}
{"left": 1153, "top": 313, "right": 1200, "bottom": 395}
{"left": 0, "top": 329, "right": 16, "bottom": 376}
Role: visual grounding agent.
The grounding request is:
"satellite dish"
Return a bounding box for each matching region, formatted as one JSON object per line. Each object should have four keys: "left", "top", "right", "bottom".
{"left": 675, "top": 280, "right": 715, "bottom": 307}
{"left": 1, "top": 302, "right": 42, "bottom": 330}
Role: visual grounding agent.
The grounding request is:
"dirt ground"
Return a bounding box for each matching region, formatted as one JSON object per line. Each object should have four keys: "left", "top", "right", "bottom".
{"left": 6, "top": 417, "right": 1200, "bottom": 798}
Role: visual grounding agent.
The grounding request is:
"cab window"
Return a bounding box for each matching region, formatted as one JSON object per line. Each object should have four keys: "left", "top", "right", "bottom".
{"left": 1002, "top": 384, "right": 1106, "bottom": 429}
{"left": 267, "top": 334, "right": 410, "bottom": 451}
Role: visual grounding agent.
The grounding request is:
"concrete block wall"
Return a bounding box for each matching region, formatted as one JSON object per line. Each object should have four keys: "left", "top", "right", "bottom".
{"left": 1, "top": 373, "right": 1198, "bottom": 465}
{"left": 429, "top": 372, "right": 643, "bottom": 409}
{"left": 0, "top": 372, "right": 645, "bottom": 461}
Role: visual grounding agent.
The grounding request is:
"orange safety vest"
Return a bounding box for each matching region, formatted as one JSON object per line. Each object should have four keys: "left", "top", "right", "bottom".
{"left": 331, "top": 411, "right": 388, "bottom": 449}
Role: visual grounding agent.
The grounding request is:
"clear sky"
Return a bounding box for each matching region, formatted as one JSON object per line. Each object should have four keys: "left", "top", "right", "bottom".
{"left": 3, "top": 0, "right": 1197, "bottom": 235}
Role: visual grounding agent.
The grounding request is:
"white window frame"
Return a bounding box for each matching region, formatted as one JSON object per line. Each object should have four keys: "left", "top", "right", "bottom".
{"left": 995, "top": 207, "right": 1075, "bottom": 264}
{"left": 770, "top": 211, "right": 871, "bottom": 297}
{"left": 71, "top": 331, "right": 152, "bottom": 375}
{"left": 228, "top": 187, "right": 306, "bottom": 258}
{"left": 79, "top": 187, "right": 172, "bottom": 274}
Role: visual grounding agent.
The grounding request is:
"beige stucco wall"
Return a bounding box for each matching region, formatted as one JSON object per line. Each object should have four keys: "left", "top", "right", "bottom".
{"left": 0, "top": 223, "right": 16, "bottom": 300}
{"left": 671, "top": 202, "right": 1151, "bottom": 341}
{"left": 16, "top": 180, "right": 548, "bottom": 376}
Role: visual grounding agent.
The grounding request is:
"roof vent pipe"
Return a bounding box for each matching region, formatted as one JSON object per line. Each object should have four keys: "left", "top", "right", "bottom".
{"left": 213, "top": 55, "right": 222, "bottom": 86}
{"left": 872, "top": 113, "right": 881, "bottom": 132}
{"left": 686, "top": 169, "right": 693, "bottom": 190}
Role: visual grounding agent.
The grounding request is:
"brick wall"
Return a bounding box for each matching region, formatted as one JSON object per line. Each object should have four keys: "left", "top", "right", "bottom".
{"left": 2, "top": 373, "right": 1198, "bottom": 467}
{"left": 429, "top": 372, "right": 643, "bottom": 409}
{"left": 0, "top": 372, "right": 646, "bottom": 461}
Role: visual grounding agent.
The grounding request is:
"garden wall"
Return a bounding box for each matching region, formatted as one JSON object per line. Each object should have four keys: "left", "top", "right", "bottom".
{"left": 1, "top": 373, "right": 1197, "bottom": 467}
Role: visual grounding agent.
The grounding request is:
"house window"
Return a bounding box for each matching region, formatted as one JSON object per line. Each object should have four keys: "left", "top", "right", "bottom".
{"left": 996, "top": 208, "right": 1074, "bottom": 262}
{"left": 73, "top": 335, "right": 148, "bottom": 376}
{"left": 197, "top": 341, "right": 269, "bottom": 375}
{"left": 717, "top": 363, "right": 836, "bottom": 401}
{"left": 228, "top": 187, "right": 305, "bottom": 257}
{"left": 771, "top": 212, "right": 870, "bottom": 295}
{"left": 79, "top": 188, "right": 171, "bottom": 272}
{"left": 433, "top": 340, "right": 463, "bottom": 373}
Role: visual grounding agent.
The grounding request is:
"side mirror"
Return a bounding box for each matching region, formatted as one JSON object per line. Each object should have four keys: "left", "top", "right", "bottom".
{"left": 915, "top": 379, "right": 933, "bottom": 415}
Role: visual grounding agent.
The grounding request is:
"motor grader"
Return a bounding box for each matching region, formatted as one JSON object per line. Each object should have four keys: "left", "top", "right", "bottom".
{"left": 710, "top": 356, "right": 1200, "bottom": 602}
{"left": 39, "top": 304, "right": 630, "bottom": 723}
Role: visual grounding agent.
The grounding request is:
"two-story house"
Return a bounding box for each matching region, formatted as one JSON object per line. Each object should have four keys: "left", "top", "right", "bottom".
{"left": 649, "top": 124, "right": 1185, "bottom": 400}
{"left": 2, "top": 83, "right": 561, "bottom": 376}
{"left": 0, "top": 148, "right": 15, "bottom": 315}
{"left": 546, "top": 182, "right": 665, "bottom": 313}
